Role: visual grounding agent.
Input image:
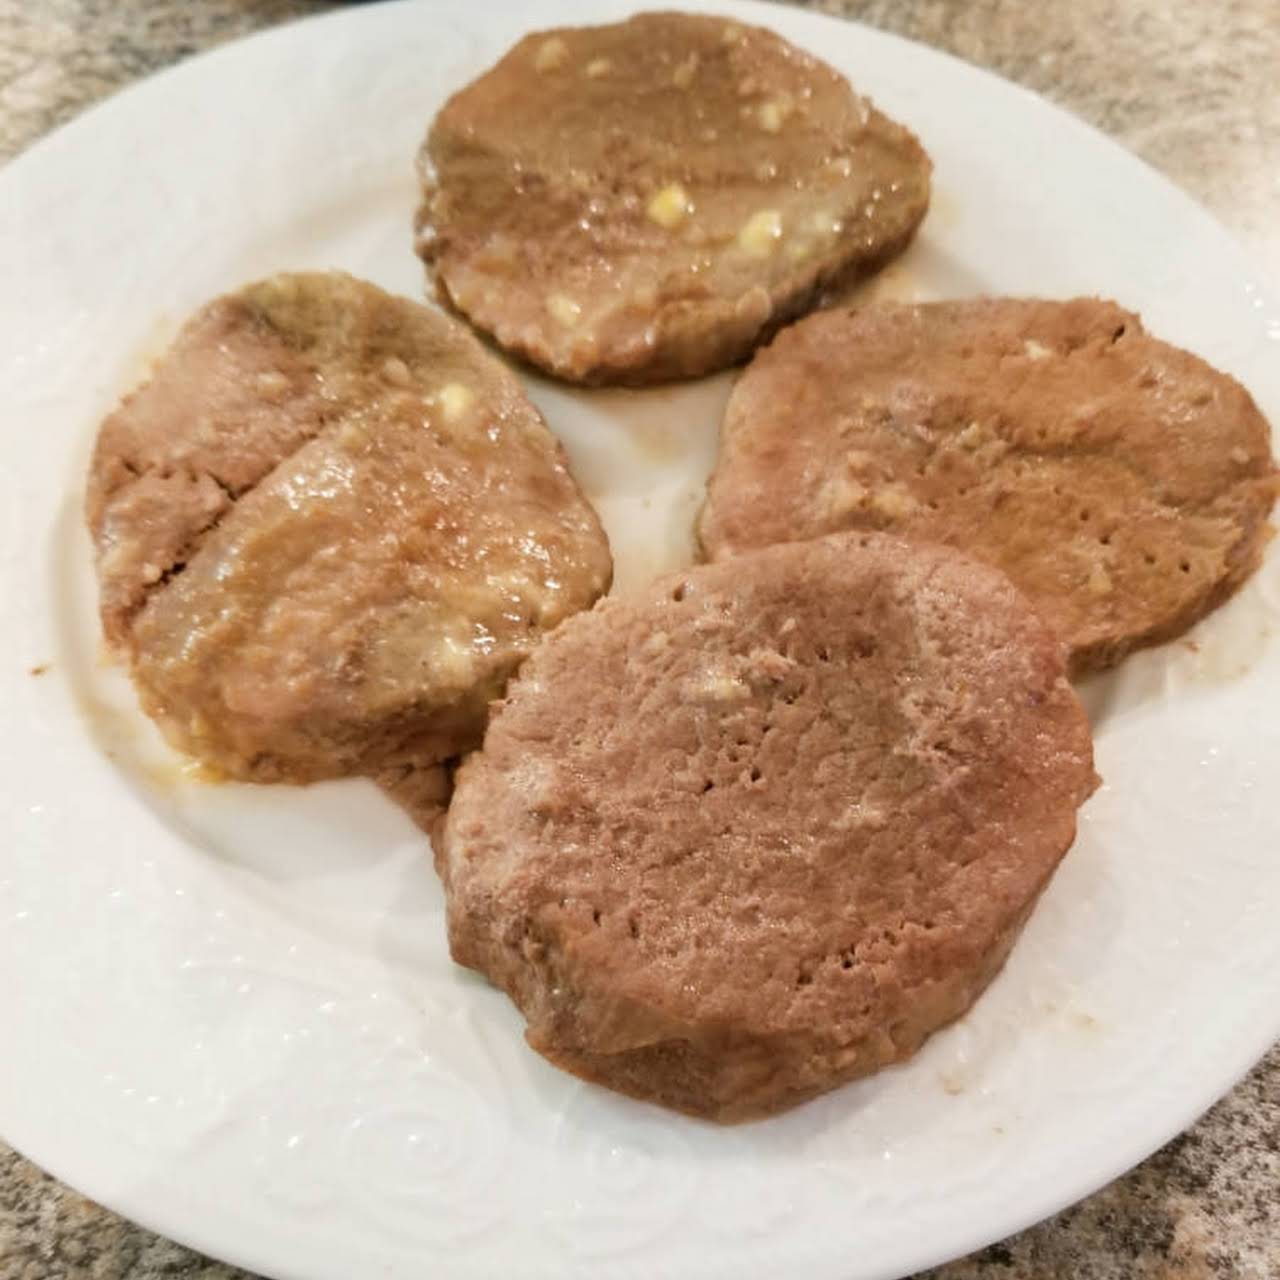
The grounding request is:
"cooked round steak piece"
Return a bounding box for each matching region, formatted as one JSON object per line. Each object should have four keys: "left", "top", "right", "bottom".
{"left": 699, "top": 298, "right": 1278, "bottom": 675}
{"left": 416, "top": 11, "right": 930, "bottom": 385}
{"left": 86, "top": 272, "right": 612, "bottom": 783}
{"left": 440, "top": 534, "right": 1097, "bottom": 1120}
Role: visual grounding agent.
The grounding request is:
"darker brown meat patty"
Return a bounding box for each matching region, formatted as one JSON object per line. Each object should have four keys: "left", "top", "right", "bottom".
{"left": 699, "top": 298, "right": 1277, "bottom": 675}
{"left": 416, "top": 11, "right": 930, "bottom": 385}
{"left": 440, "top": 534, "right": 1097, "bottom": 1120}
{"left": 87, "top": 272, "right": 612, "bottom": 783}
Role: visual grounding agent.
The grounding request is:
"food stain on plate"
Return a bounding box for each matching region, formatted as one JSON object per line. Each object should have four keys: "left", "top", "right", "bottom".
{"left": 114, "top": 310, "right": 176, "bottom": 391}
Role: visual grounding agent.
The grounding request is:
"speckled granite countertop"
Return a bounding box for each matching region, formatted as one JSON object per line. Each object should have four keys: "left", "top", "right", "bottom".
{"left": 1, "top": 2, "right": 1277, "bottom": 1277}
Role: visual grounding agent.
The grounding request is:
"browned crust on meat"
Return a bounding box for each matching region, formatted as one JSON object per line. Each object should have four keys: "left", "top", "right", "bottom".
{"left": 417, "top": 11, "right": 930, "bottom": 386}
{"left": 536, "top": 893, "right": 1038, "bottom": 1119}
{"left": 699, "top": 298, "right": 1278, "bottom": 675}
{"left": 440, "top": 534, "right": 1098, "bottom": 1120}
{"left": 87, "top": 272, "right": 611, "bottom": 782}
{"left": 377, "top": 762, "right": 455, "bottom": 837}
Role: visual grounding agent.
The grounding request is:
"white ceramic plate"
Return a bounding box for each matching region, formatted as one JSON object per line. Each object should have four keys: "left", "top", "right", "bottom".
{"left": 2, "top": 2, "right": 1278, "bottom": 1277}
